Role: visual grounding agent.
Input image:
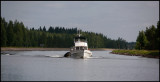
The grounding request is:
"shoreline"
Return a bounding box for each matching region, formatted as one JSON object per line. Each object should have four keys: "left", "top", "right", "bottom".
{"left": 111, "top": 50, "right": 159, "bottom": 59}
{"left": 1, "top": 47, "right": 70, "bottom": 51}
{"left": 1, "top": 47, "right": 115, "bottom": 51}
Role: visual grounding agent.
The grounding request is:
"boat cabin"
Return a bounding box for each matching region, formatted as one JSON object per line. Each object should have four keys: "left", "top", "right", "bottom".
{"left": 70, "top": 36, "right": 88, "bottom": 51}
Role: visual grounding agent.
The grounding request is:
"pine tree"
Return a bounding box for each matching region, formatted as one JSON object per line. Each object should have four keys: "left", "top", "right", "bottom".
{"left": 48, "top": 26, "right": 54, "bottom": 33}
{"left": 1, "top": 17, "right": 129, "bottom": 48}
{"left": 7, "top": 21, "right": 15, "bottom": 46}
{"left": 13, "top": 21, "right": 24, "bottom": 46}
{"left": 1, "top": 20, "right": 7, "bottom": 46}
{"left": 39, "top": 26, "right": 42, "bottom": 31}
{"left": 145, "top": 25, "right": 156, "bottom": 49}
{"left": 43, "top": 26, "right": 46, "bottom": 32}
{"left": 136, "top": 31, "right": 148, "bottom": 50}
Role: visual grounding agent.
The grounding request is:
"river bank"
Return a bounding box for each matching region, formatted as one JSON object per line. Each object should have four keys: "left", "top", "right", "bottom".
{"left": 111, "top": 49, "right": 159, "bottom": 59}
{"left": 1, "top": 47, "right": 114, "bottom": 51}
{"left": 1, "top": 47, "right": 69, "bottom": 51}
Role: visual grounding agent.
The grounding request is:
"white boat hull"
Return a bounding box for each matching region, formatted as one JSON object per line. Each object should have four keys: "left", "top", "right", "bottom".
{"left": 70, "top": 50, "right": 92, "bottom": 58}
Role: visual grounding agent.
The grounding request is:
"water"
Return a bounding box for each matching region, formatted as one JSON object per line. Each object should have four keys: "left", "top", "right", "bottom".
{"left": 1, "top": 51, "right": 159, "bottom": 81}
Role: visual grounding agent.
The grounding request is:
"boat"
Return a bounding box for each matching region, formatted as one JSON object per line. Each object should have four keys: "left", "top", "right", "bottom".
{"left": 70, "top": 30, "right": 92, "bottom": 58}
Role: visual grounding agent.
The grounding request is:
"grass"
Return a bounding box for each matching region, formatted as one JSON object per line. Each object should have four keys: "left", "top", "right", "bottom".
{"left": 111, "top": 49, "right": 159, "bottom": 58}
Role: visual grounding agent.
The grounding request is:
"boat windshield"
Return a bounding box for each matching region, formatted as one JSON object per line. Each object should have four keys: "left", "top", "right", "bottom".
{"left": 74, "top": 36, "right": 87, "bottom": 42}
{"left": 76, "top": 46, "right": 87, "bottom": 50}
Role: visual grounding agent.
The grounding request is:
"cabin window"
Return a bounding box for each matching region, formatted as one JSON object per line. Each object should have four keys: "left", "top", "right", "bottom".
{"left": 75, "top": 39, "right": 78, "bottom": 42}
{"left": 76, "top": 47, "right": 87, "bottom": 50}
{"left": 76, "top": 47, "right": 79, "bottom": 50}
{"left": 80, "top": 47, "right": 83, "bottom": 50}
{"left": 75, "top": 38, "right": 86, "bottom": 42}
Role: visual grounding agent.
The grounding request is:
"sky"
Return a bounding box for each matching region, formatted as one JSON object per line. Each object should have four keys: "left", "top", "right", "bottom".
{"left": 1, "top": 1, "right": 159, "bottom": 42}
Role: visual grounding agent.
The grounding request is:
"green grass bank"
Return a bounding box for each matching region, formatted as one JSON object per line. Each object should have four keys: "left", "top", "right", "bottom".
{"left": 111, "top": 49, "right": 159, "bottom": 59}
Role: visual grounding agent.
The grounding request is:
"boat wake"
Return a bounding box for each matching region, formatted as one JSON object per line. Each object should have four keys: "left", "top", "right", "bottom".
{"left": 3, "top": 53, "right": 11, "bottom": 55}
{"left": 87, "top": 56, "right": 104, "bottom": 59}
{"left": 1, "top": 52, "right": 64, "bottom": 58}
{"left": 1, "top": 52, "right": 106, "bottom": 59}
{"left": 1, "top": 53, "right": 14, "bottom": 56}
{"left": 44, "top": 55, "right": 64, "bottom": 58}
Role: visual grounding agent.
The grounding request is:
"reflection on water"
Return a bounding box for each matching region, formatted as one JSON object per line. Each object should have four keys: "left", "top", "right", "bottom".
{"left": 1, "top": 51, "right": 159, "bottom": 81}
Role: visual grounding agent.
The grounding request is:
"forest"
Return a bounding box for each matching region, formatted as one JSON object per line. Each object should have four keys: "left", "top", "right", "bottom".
{"left": 1, "top": 17, "right": 132, "bottom": 49}
{"left": 135, "top": 21, "right": 159, "bottom": 50}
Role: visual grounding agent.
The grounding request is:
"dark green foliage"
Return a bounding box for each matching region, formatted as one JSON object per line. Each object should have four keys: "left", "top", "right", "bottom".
{"left": 1, "top": 18, "right": 7, "bottom": 46}
{"left": 47, "top": 26, "right": 77, "bottom": 34}
{"left": 13, "top": 21, "right": 24, "bottom": 46}
{"left": 116, "top": 37, "right": 127, "bottom": 49}
{"left": 1, "top": 17, "right": 128, "bottom": 48}
{"left": 135, "top": 31, "right": 148, "bottom": 50}
{"left": 39, "top": 26, "right": 42, "bottom": 31}
{"left": 135, "top": 21, "right": 159, "bottom": 50}
{"left": 7, "top": 20, "right": 15, "bottom": 46}
{"left": 43, "top": 26, "right": 46, "bottom": 32}
{"left": 155, "top": 21, "right": 160, "bottom": 50}
{"left": 127, "top": 42, "right": 136, "bottom": 50}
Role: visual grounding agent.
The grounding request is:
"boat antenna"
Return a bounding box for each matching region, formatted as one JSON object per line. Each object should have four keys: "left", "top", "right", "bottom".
{"left": 77, "top": 29, "right": 81, "bottom": 37}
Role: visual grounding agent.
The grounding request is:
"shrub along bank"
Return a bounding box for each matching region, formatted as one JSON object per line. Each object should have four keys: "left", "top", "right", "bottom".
{"left": 111, "top": 49, "right": 159, "bottom": 58}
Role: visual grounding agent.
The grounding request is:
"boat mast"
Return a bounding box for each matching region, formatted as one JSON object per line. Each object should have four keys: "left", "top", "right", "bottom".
{"left": 77, "top": 29, "right": 81, "bottom": 37}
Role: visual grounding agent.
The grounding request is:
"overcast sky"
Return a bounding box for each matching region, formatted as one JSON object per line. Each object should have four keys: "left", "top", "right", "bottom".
{"left": 1, "top": 1, "right": 159, "bottom": 42}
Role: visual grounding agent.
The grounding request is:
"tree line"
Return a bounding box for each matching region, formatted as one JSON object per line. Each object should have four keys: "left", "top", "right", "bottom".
{"left": 1, "top": 17, "right": 129, "bottom": 48}
{"left": 135, "top": 21, "right": 159, "bottom": 50}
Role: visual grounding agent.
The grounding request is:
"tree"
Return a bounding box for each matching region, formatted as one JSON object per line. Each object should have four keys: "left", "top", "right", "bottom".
{"left": 1, "top": 20, "right": 7, "bottom": 46}
{"left": 155, "top": 21, "right": 160, "bottom": 50}
{"left": 7, "top": 21, "right": 15, "bottom": 46}
{"left": 135, "top": 21, "right": 159, "bottom": 50}
{"left": 39, "top": 32, "right": 47, "bottom": 47}
{"left": 13, "top": 21, "right": 24, "bottom": 46}
{"left": 135, "top": 31, "right": 148, "bottom": 50}
{"left": 145, "top": 25, "right": 156, "bottom": 50}
{"left": 48, "top": 26, "right": 54, "bottom": 33}
{"left": 39, "top": 26, "right": 42, "bottom": 31}
{"left": 43, "top": 26, "right": 46, "bottom": 32}
{"left": 1, "top": 17, "right": 129, "bottom": 48}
